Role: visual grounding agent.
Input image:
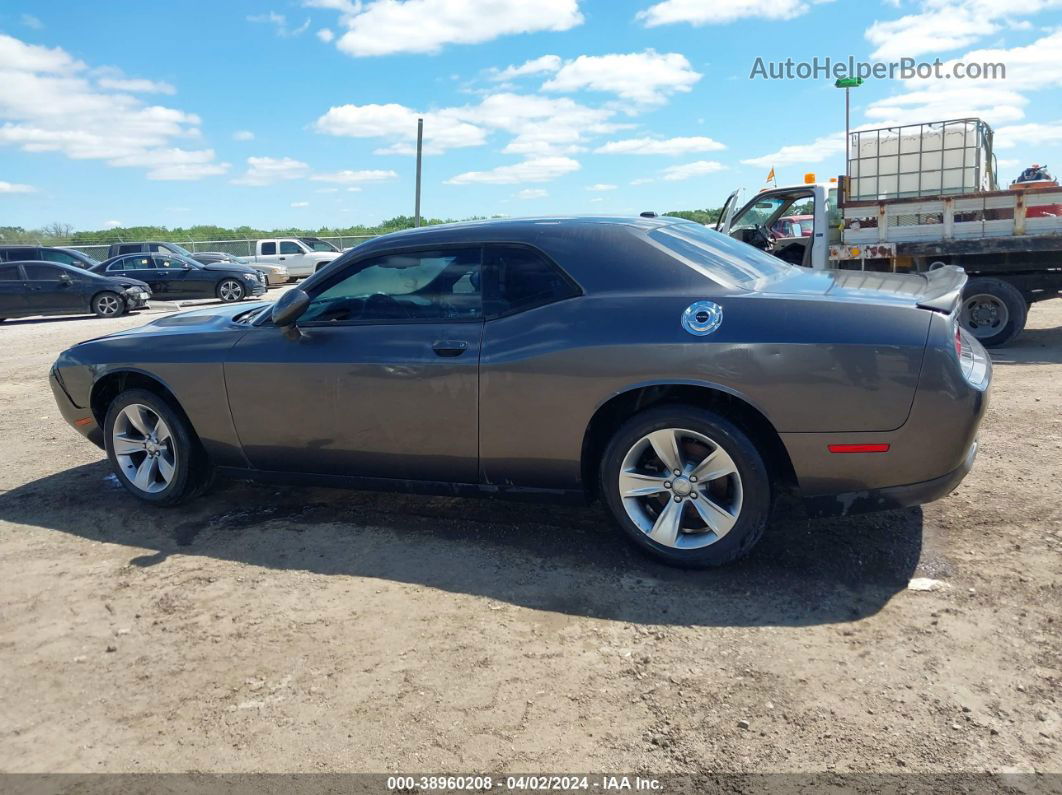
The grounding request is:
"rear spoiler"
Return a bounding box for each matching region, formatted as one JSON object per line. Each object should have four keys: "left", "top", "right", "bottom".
{"left": 917, "top": 265, "right": 967, "bottom": 314}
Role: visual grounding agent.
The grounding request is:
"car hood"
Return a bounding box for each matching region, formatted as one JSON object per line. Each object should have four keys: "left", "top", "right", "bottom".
{"left": 201, "top": 262, "right": 258, "bottom": 274}
{"left": 752, "top": 265, "right": 965, "bottom": 312}
{"left": 87, "top": 301, "right": 270, "bottom": 341}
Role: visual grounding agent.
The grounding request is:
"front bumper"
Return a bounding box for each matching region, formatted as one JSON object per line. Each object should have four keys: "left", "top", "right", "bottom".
{"left": 803, "top": 439, "right": 977, "bottom": 517}
{"left": 248, "top": 280, "right": 267, "bottom": 297}
{"left": 50, "top": 368, "right": 104, "bottom": 449}
{"left": 123, "top": 290, "right": 150, "bottom": 309}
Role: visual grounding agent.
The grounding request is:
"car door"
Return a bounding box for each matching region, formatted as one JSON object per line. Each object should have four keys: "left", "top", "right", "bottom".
{"left": 224, "top": 245, "right": 484, "bottom": 483}
{"left": 153, "top": 255, "right": 208, "bottom": 298}
{"left": 277, "top": 240, "right": 309, "bottom": 275}
{"left": 0, "top": 263, "right": 27, "bottom": 317}
{"left": 22, "top": 263, "right": 84, "bottom": 314}
{"left": 112, "top": 255, "right": 162, "bottom": 293}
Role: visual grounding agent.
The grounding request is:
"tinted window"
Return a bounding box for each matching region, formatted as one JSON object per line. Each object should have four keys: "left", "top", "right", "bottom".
{"left": 124, "top": 256, "right": 155, "bottom": 270}
{"left": 40, "top": 249, "right": 82, "bottom": 266}
{"left": 24, "top": 264, "right": 64, "bottom": 281}
{"left": 648, "top": 223, "right": 793, "bottom": 286}
{"left": 1, "top": 247, "right": 37, "bottom": 261}
{"left": 279, "top": 241, "right": 302, "bottom": 255}
{"left": 485, "top": 245, "right": 578, "bottom": 315}
{"left": 261, "top": 242, "right": 277, "bottom": 255}
{"left": 0, "top": 264, "right": 21, "bottom": 280}
{"left": 155, "top": 256, "right": 187, "bottom": 269}
{"left": 116, "top": 244, "right": 143, "bottom": 255}
{"left": 301, "top": 248, "right": 482, "bottom": 324}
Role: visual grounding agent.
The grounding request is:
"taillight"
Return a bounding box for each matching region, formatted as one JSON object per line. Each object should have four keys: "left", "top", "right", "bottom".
{"left": 956, "top": 327, "right": 990, "bottom": 389}
{"left": 954, "top": 326, "right": 963, "bottom": 358}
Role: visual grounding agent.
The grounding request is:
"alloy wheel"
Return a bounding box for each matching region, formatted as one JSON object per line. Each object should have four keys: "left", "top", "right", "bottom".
{"left": 111, "top": 403, "right": 177, "bottom": 494}
{"left": 95, "top": 294, "right": 121, "bottom": 316}
{"left": 218, "top": 280, "right": 244, "bottom": 302}
{"left": 618, "top": 427, "right": 743, "bottom": 550}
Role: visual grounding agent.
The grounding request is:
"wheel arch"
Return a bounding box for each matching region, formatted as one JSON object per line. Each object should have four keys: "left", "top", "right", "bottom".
{"left": 90, "top": 368, "right": 195, "bottom": 435}
{"left": 580, "top": 382, "right": 798, "bottom": 500}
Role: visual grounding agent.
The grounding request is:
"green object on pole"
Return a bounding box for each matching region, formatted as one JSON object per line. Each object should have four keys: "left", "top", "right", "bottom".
{"left": 834, "top": 77, "right": 864, "bottom": 88}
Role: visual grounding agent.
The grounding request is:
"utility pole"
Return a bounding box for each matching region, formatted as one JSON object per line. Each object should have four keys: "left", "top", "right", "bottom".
{"left": 414, "top": 117, "right": 423, "bottom": 228}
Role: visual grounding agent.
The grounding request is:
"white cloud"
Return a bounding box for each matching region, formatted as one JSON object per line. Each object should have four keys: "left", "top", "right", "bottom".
{"left": 311, "top": 168, "right": 399, "bottom": 183}
{"left": 586, "top": 183, "right": 617, "bottom": 191}
{"left": 741, "top": 132, "right": 844, "bottom": 168}
{"left": 291, "top": 201, "right": 310, "bottom": 207}
{"left": 661, "top": 160, "right": 726, "bottom": 180}
{"left": 489, "top": 55, "right": 563, "bottom": 81}
{"left": 0, "top": 34, "right": 226, "bottom": 180}
{"left": 316, "top": 28, "right": 335, "bottom": 43}
{"left": 248, "top": 12, "right": 311, "bottom": 37}
{"left": 0, "top": 180, "right": 35, "bottom": 193}
{"left": 315, "top": 0, "right": 583, "bottom": 57}
{"left": 313, "top": 102, "right": 487, "bottom": 154}
{"left": 316, "top": 187, "right": 340, "bottom": 193}
{"left": 20, "top": 14, "right": 43, "bottom": 30}
{"left": 542, "top": 50, "right": 701, "bottom": 106}
{"left": 102, "top": 220, "right": 122, "bottom": 229}
{"left": 594, "top": 135, "right": 725, "bottom": 155}
{"left": 515, "top": 188, "right": 548, "bottom": 198}
{"left": 865, "top": 0, "right": 1062, "bottom": 60}
{"left": 995, "top": 120, "right": 1062, "bottom": 149}
{"left": 446, "top": 156, "right": 580, "bottom": 185}
{"left": 314, "top": 92, "right": 623, "bottom": 157}
{"left": 96, "top": 75, "right": 176, "bottom": 95}
{"left": 638, "top": 0, "right": 829, "bottom": 26}
{"left": 233, "top": 130, "right": 255, "bottom": 141}
{"left": 232, "top": 156, "right": 310, "bottom": 186}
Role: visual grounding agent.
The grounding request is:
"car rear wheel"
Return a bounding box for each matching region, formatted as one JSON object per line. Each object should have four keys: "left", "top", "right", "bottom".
{"left": 104, "top": 389, "right": 206, "bottom": 505}
{"left": 92, "top": 291, "right": 126, "bottom": 318}
{"left": 961, "top": 277, "right": 1027, "bottom": 347}
{"left": 600, "top": 405, "right": 770, "bottom": 568}
{"left": 217, "top": 279, "right": 245, "bottom": 302}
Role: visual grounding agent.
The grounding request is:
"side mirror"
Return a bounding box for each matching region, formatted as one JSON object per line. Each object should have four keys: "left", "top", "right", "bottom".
{"left": 272, "top": 288, "right": 310, "bottom": 329}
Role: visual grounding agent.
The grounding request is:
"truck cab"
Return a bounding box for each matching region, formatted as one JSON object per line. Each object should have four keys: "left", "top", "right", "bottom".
{"left": 716, "top": 184, "right": 838, "bottom": 269}
{"left": 253, "top": 238, "right": 338, "bottom": 279}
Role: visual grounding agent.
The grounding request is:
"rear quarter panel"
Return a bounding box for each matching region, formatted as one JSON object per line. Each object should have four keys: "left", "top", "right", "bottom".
{"left": 479, "top": 292, "right": 931, "bottom": 491}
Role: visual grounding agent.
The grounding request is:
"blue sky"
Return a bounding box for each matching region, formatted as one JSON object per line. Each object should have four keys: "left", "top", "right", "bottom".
{"left": 1, "top": 0, "right": 1061, "bottom": 231}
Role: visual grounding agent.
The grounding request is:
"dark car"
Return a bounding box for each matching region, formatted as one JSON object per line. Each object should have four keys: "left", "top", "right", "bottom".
{"left": 50, "top": 216, "right": 990, "bottom": 567}
{"left": 0, "top": 245, "right": 100, "bottom": 269}
{"left": 90, "top": 252, "right": 266, "bottom": 302}
{"left": 105, "top": 240, "right": 196, "bottom": 259}
{"left": 0, "top": 260, "right": 150, "bottom": 321}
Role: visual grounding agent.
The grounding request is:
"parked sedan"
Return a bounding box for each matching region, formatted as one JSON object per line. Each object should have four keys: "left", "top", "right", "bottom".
{"left": 90, "top": 252, "right": 266, "bottom": 302}
{"left": 0, "top": 260, "right": 150, "bottom": 321}
{"left": 0, "top": 245, "right": 100, "bottom": 269}
{"left": 50, "top": 216, "right": 989, "bottom": 567}
{"left": 191, "top": 252, "right": 289, "bottom": 287}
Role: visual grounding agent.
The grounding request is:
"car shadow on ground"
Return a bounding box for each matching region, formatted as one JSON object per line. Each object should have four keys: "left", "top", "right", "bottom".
{"left": 0, "top": 461, "right": 923, "bottom": 629}
{"left": 990, "top": 322, "right": 1062, "bottom": 366}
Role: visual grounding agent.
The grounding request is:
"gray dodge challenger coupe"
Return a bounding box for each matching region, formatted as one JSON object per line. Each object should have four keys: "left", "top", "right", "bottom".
{"left": 50, "top": 216, "right": 990, "bottom": 567}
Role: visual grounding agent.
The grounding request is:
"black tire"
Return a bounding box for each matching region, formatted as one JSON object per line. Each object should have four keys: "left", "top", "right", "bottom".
{"left": 961, "top": 277, "right": 1027, "bottom": 347}
{"left": 91, "top": 291, "right": 126, "bottom": 318}
{"left": 599, "top": 404, "right": 771, "bottom": 568}
{"left": 216, "top": 278, "right": 245, "bottom": 303}
{"left": 103, "top": 388, "right": 208, "bottom": 506}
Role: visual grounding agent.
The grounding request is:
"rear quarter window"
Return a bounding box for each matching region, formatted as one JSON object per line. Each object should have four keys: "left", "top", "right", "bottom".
{"left": 648, "top": 222, "right": 793, "bottom": 287}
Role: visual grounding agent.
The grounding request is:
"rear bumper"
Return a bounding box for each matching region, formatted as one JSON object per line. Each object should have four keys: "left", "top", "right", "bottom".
{"left": 803, "top": 439, "right": 977, "bottom": 517}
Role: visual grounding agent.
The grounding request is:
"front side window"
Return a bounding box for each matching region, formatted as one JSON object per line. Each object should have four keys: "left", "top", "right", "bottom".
{"left": 40, "top": 249, "right": 81, "bottom": 266}
{"left": 24, "top": 264, "right": 64, "bottom": 281}
{"left": 300, "top": 247, "right": 482, "bottom": 324}
{"left": 155, "top": 256, "right": 189, "bottom": 270}
{"left": 485, "top": 245, "right": 579, "bottom": 316}
{"left": 279, "top": 241, "right": 303, "bottom": 255}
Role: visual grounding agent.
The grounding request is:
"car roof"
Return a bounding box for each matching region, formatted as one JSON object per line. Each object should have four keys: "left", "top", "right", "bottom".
{"left": 4, "top": 259, "right": 104, "bottom": 275}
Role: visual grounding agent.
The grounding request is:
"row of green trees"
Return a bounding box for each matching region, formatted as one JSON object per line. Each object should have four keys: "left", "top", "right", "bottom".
{"left": 0, "top": 209, "right": 725, "bottom": 246}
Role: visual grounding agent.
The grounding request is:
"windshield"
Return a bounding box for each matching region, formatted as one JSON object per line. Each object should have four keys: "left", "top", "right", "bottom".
{"left": 167, "top": 243, "right": 194, "bottom": 257}
{"left": 648, "top": 222, "right": 794, "bottom": 287}
{"left": 300, "top": 238, "right": 339, "bottom": 252}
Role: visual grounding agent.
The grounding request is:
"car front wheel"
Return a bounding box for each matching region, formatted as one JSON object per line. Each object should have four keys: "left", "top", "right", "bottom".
{"left": 92, "top": 291, "right": 126, "bottom": 318}
{"left": 217, "top": 278, "right": 245, "bottom": 302}
{"left": 600, "top": 404, "right": 771, "bottom": 568}
{"left": 104, "top": 389, "right": 207, "bottom": 505}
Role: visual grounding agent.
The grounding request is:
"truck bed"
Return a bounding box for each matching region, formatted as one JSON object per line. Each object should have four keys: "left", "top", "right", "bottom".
{"left": 832, "top": 186, "right": 1062, "bottom": 263}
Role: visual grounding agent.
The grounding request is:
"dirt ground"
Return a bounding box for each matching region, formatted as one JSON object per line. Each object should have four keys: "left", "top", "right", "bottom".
{"left": 0, "top": 296, "right": 1059, "bottom": 778}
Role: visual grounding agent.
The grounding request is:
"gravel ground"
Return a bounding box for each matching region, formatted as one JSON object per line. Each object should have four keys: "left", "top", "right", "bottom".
{"left": 0, "top": 296, "right": 1059, "bottom": 777}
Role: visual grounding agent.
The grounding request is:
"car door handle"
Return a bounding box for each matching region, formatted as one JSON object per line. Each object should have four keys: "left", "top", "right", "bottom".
{"left": 278, "top": 257, "right": 286, "bottom": 261}
{"left": 432, "top": 340, "right": 468, "bottom": 357}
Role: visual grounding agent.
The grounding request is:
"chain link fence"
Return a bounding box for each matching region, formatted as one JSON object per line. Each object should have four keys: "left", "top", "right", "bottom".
{"left": 59, "top": 236, "right": 378, "bottom": 262}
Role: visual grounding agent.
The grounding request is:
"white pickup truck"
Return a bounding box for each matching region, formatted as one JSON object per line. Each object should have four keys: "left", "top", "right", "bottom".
{"left": 249, "top": 237, "right": 341, "bottom": 279}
